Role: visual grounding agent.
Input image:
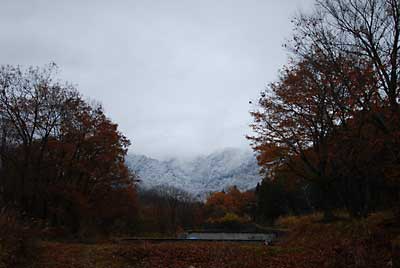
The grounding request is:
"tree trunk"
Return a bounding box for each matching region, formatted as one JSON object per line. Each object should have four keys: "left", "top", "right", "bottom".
{"left": 393, "top": 236, "right": 400, "bottom": 268}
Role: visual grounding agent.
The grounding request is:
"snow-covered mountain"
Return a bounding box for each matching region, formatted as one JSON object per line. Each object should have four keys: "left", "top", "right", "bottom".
{"left": 126, "top": 148, "right": 262, "bottom": 199}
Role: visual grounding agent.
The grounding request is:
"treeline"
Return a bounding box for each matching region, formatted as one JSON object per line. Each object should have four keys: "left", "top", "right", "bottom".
{"left": 0, "top": 64, "right": 138, "bottom": 236}
{"left": 132, "top": 185, "right": 259, "bottom": 234}
{"left": 136, "top": 185, "right": 203, "bottom": 235}
{"left": 249, "top": 0, "right": 400, "bottom": 221}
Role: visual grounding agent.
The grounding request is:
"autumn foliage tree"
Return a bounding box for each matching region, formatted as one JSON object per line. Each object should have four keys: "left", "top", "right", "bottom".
{"left": 249, "top": 53, "right": 376, "bottom": 219}
{"left": 0, "top": 64, "right": 138, "bottom": 235}
{"left": 204, "top": 187, "right": 256, "bottom": 229}
{"left": 249, "top": 0, "right": 400, "bottom": 220}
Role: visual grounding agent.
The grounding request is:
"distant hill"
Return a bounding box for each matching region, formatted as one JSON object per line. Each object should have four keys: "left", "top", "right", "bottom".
{"left": 126, "top": 148, "right": 262, "bottom": 199}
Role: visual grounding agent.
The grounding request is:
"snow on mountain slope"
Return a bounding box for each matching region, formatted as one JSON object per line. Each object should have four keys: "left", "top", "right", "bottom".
{"left": 126, "top": 148, "right": 262, "bottom": 199}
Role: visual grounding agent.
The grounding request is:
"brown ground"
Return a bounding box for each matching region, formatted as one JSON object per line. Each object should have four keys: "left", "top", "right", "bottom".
{"left": 31, "top": 212, "right": 398, "bottom": 268}
{"left": 34, "top": 241, "right": 320, "bottom": 268}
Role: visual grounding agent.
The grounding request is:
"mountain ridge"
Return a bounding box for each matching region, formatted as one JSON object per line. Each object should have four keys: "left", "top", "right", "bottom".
{"left": 126, "top": 148, "right": 262, "bottom": 199}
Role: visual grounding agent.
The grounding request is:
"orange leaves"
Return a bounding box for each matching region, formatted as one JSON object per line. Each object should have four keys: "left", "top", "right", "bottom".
{"left": 205, "top": 187, "right": 255, "bottom": 226}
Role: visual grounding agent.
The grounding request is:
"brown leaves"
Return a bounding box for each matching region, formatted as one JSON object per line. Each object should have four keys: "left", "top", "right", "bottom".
{"left": 33, "top": 212, "right": 396, "bottom": 268}
{"left": 34, "top": 239, "right": 371, "bottom": 268}
{"left": 34, "top": 241, "right": 310, "bottom": 268}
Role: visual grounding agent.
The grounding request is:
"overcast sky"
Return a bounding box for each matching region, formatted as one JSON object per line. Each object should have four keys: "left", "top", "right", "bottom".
{"left": 0, "top": 0, "right": 314, "bottom": 159}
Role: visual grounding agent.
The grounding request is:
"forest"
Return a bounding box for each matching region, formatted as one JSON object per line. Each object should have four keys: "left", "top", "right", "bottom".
{"left": 1, "top": 0, "right": 400, "bottom": 267}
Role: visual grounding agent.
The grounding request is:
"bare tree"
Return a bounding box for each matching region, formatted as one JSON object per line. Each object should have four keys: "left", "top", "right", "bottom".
{"left": 292, "top": 0, "right": 400, "bottom": 111}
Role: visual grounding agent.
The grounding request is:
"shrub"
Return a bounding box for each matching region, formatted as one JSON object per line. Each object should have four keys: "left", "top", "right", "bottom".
{"left": 0, "top": 208, "right": 37, "bottom": 268}
{"left": 206, "top": 213, "right": 249, "bottom": 230}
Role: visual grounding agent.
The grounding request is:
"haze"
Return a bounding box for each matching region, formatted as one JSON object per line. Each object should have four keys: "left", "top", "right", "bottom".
{"left": 0, "top": 0, "right": 313, "bottom": 159}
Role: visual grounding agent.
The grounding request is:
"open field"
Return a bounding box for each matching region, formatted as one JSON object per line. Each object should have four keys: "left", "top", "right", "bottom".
{"left": 30, "top": 212, "right": 398, "bottom": 268}
{"left": 34, "top": 241, "right": 317, "bottom": 268}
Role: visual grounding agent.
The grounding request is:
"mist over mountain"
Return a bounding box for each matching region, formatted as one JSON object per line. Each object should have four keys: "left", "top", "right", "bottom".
{"left": 126, "top": 148, "right": 262, "bottom": 199}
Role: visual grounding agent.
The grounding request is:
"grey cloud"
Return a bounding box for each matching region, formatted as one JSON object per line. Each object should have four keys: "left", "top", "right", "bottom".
{"left": 0, "top": 0, "right": 314, "bottom": 159}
